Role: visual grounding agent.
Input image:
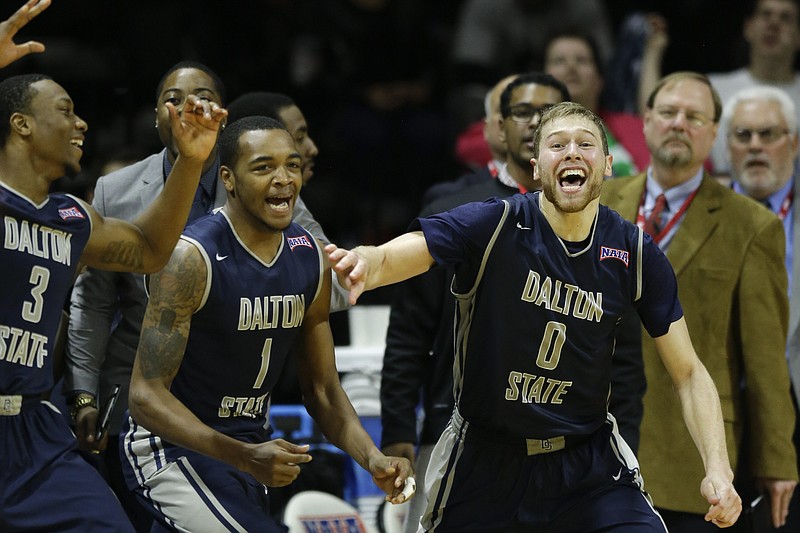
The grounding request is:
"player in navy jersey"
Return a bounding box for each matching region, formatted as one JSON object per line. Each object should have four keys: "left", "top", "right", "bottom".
{"left": 327, "top": 102, "right": 742, "bottom": 532}
{"left": 121, "top": 116, "right": 413, "bottom": 532}
{"left": 0, "top": 70, "right": 225, "bottom": 531}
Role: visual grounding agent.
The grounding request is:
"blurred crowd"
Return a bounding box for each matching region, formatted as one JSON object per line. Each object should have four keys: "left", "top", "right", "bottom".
{"left": 3, "top": 0, "right": 758, "bottom": 248}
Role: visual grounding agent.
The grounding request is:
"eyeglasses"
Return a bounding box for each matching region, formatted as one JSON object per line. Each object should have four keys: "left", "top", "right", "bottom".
{"left": 729, "top": 126, "right": 791, "bottom": 145}
{"left": 508, "top": 104, "right": 553, "bottom": 124}
{"left": 653, "top": 106, "right": 713, "bottom": 128}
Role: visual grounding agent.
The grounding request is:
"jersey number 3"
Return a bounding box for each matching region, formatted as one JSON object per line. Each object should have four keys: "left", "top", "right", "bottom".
{"left": 22, "top": 266, "right": 50, "bottom": 324}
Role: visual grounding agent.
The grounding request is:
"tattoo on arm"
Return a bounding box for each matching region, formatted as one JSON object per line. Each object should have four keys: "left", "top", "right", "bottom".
{"left": 137, "top": 244, "right": 205, "bottom": 380}
{"left": 100, "top": 241, "right": 144, "bottom": 269}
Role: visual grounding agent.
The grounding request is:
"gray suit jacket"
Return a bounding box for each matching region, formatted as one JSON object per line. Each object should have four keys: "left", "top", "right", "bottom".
{"left": 65, "top": 150, "right": 347, "bottom": 432}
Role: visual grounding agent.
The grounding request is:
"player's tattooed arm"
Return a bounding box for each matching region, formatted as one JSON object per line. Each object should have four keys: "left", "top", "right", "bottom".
{"left": 137, "top": 240, "right": 207, "bottom": 382}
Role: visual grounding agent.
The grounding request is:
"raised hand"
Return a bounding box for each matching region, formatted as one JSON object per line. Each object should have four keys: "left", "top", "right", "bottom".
{"left": 167, "top": 94, "right": 227, "bottom": 163}
{"left": 0, "top": 0, "right": 50, "bottom": 69}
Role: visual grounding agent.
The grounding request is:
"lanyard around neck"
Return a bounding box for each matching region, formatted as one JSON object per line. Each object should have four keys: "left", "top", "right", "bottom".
{"left": 635, "top": 186, "right": 699, "bottom": 244}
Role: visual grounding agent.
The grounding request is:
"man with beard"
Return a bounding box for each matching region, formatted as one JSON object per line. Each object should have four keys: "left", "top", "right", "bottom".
{"left": 639, "top": 0, "right": 800, "bottom": 175}
{"left": 602, "top": 72, "right": 795, "bottom": 532}
{"left": 327, "top": 102, "right": 741, "bottom": 531}
{"left": 380, "top": 72, "right": 568, "bottom": 532}
{"left": 121, "top": 117, "right": 413, "bottom": 532}
{"left": 723, "top": 85, "right": 799, "bottom": 530}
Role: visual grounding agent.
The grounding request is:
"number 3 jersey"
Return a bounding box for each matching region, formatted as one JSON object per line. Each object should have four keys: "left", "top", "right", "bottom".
{"left": 1, "top": 183, "right": 91, "bottom": 395}
{"left": 166, "top": 210, "right": 323, "bottom": 440}
{"left": 414, "top": 192, "right": 682, "bottom": 439}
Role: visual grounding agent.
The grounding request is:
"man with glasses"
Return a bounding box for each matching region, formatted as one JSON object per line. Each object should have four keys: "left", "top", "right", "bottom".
{"left": 724, "top": 85, "right": 799, "bottom": 530}
{"left": 602, "top": 71, "right": 797, "bottom": 531}
{"left": 640, "top": 0, "right": 800, "bottom": 176}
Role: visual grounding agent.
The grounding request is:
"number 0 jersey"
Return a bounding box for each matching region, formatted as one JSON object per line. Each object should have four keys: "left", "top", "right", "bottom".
{"left": 414, "top": 192, "right": 682, "bottom": 439}
{"left": 1, "top": 183, "right": 91, "bottom": 395}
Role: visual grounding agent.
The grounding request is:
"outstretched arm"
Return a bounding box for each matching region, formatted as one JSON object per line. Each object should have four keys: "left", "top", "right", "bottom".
{"left": 325, "top": 231, "right": 435, "bottom": 305}
{"left": 0, "top": 0, "right": 49, "bottom": 68}
{"left": 653, "top": 317, "right": 742, "bottom": 528}
{"left": 81, "top": 96, "right": 226, "bottom": 273}
{"left": 296, "top": 256, "right": 413, "bottom": 503}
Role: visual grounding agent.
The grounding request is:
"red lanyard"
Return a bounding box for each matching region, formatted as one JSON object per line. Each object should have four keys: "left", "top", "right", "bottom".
{"left": 776, "top": 189, "right": 794, "bottom": 221}
{"left": 488, "top": 160, "right": 499, "bottom": 178}
{"left": 636, "top": 187, "right": 699, "bottom": 244}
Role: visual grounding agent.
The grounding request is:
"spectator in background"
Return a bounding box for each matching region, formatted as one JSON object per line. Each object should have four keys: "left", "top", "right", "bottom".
{"left": 424, "top": 74, "right": 518, "bottom": 206}
{"left": 65, "top": 61, "right": 228, "bottom": 532}
{"left": 448, "top": 0, "right": 613, "bottom": 135}
{"left": 723, "top": 85, "right": 799, "bottom": 530}
{"left": 543, "top": 29, "right": 649, "bottom": 176}
{"left": 325, "top": 0, "right": 450, "bottom": 244}
{"left": 639, "top": 0, "right": 800, "bottom": 175}
{"left": 602, "top": 71, "right": 797, "bottom": 532}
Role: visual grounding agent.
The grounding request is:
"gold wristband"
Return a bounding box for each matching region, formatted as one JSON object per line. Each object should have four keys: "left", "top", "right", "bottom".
{"left": 70, "top": 393, "right": 96, "bottom": 423}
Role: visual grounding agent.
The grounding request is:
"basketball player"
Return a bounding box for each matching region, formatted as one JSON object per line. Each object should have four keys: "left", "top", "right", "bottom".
{"left": 121, "top": 117, "right": 412, "bottom": 532}
{"left": 326, "top": 102, "right": 742, "bottom": 531}
{"left": 0, "top": 73, "right": 225, "bottom": 531}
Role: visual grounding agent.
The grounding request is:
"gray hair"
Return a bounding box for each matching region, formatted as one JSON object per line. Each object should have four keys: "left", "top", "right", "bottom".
{"left": 721, "top": 86, "right": 797, "bottom": 134}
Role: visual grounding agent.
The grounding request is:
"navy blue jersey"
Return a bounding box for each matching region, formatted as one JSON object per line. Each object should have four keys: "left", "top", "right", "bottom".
{"left": 413, "top": 192, "right": 682, "bottom": 439}
{"left": 0, "top": 183, "right": 91, "bottom": 395}
{"left": 171, "top": 210, "right": 323, "bottom": 439}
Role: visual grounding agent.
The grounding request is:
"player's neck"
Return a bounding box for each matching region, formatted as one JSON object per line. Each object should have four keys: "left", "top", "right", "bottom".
{"left": 222, "top": 204, "right": 284, "bottom": 262}
{"left": 0, "top": 152, "right": 52, "bottom": 203}
{"left": 508, "top": 160, "right": 540, "bottom": 191}
{"left": 540, "top": 194, "right": 599, "bottom": 242}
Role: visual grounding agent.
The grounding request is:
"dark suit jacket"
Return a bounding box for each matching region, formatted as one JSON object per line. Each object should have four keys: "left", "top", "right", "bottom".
{"left": 602, "top": 172, "right": 797, "bottom": 513}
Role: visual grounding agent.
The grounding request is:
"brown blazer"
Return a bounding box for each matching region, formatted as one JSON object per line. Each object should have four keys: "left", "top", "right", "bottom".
{"left": 601, "top": 172, "right": 797, "bottom": 514}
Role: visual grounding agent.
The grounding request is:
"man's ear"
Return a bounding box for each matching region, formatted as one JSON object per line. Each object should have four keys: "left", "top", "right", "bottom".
{"left": 221, "top": 166, "right": 235, "bottom": 196}
{"left": 531, "top": 157, "right": 540, "bottom": 181}
{"left": 10, "top": 112, "right": 31, "bottom": 137}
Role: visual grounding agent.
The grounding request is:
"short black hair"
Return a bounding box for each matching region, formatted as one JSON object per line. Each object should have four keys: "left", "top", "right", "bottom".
{"left": 0, "top": 73, "right": 52, "bottom": 147}
{"left": 226, "top": 92, "right": 296, "bottom": 125}
{"left": 218, "top": 116, "right": 287, "bottom": 168}
{"left": 500, "top": 72, "right": 571, "bottom": 118}
{"left": 155, "top": 61, "right": 226, "bottom": 105}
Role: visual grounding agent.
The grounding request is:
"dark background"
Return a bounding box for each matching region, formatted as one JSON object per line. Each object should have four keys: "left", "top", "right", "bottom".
{"left": 1, "top": 0, "right": 757, "bottom": 249}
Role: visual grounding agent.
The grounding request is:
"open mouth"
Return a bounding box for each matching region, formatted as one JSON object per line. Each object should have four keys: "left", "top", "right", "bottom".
{"left": 70, "top": 138, "right": 84, "bottom": 150}
{"left": 558, "top": 168, "right": 586, "bottom": 192}
{"left": 266, "top": 195, "right": 292, "bottom": 212}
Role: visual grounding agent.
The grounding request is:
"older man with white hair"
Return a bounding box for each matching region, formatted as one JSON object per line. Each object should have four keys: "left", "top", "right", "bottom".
{"left": 724, "top": 85, "right": 800, "bottom": 530}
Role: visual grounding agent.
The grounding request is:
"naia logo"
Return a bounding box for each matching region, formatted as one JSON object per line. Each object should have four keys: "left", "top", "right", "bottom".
{"left": 287, "top": 235, "right": 313, "bottom": 251}
{"left": 58, "top": 206, "right": 85, "bottom": 220}
{"left": 599, "top": 246, "right": 629, "bottom": 267}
